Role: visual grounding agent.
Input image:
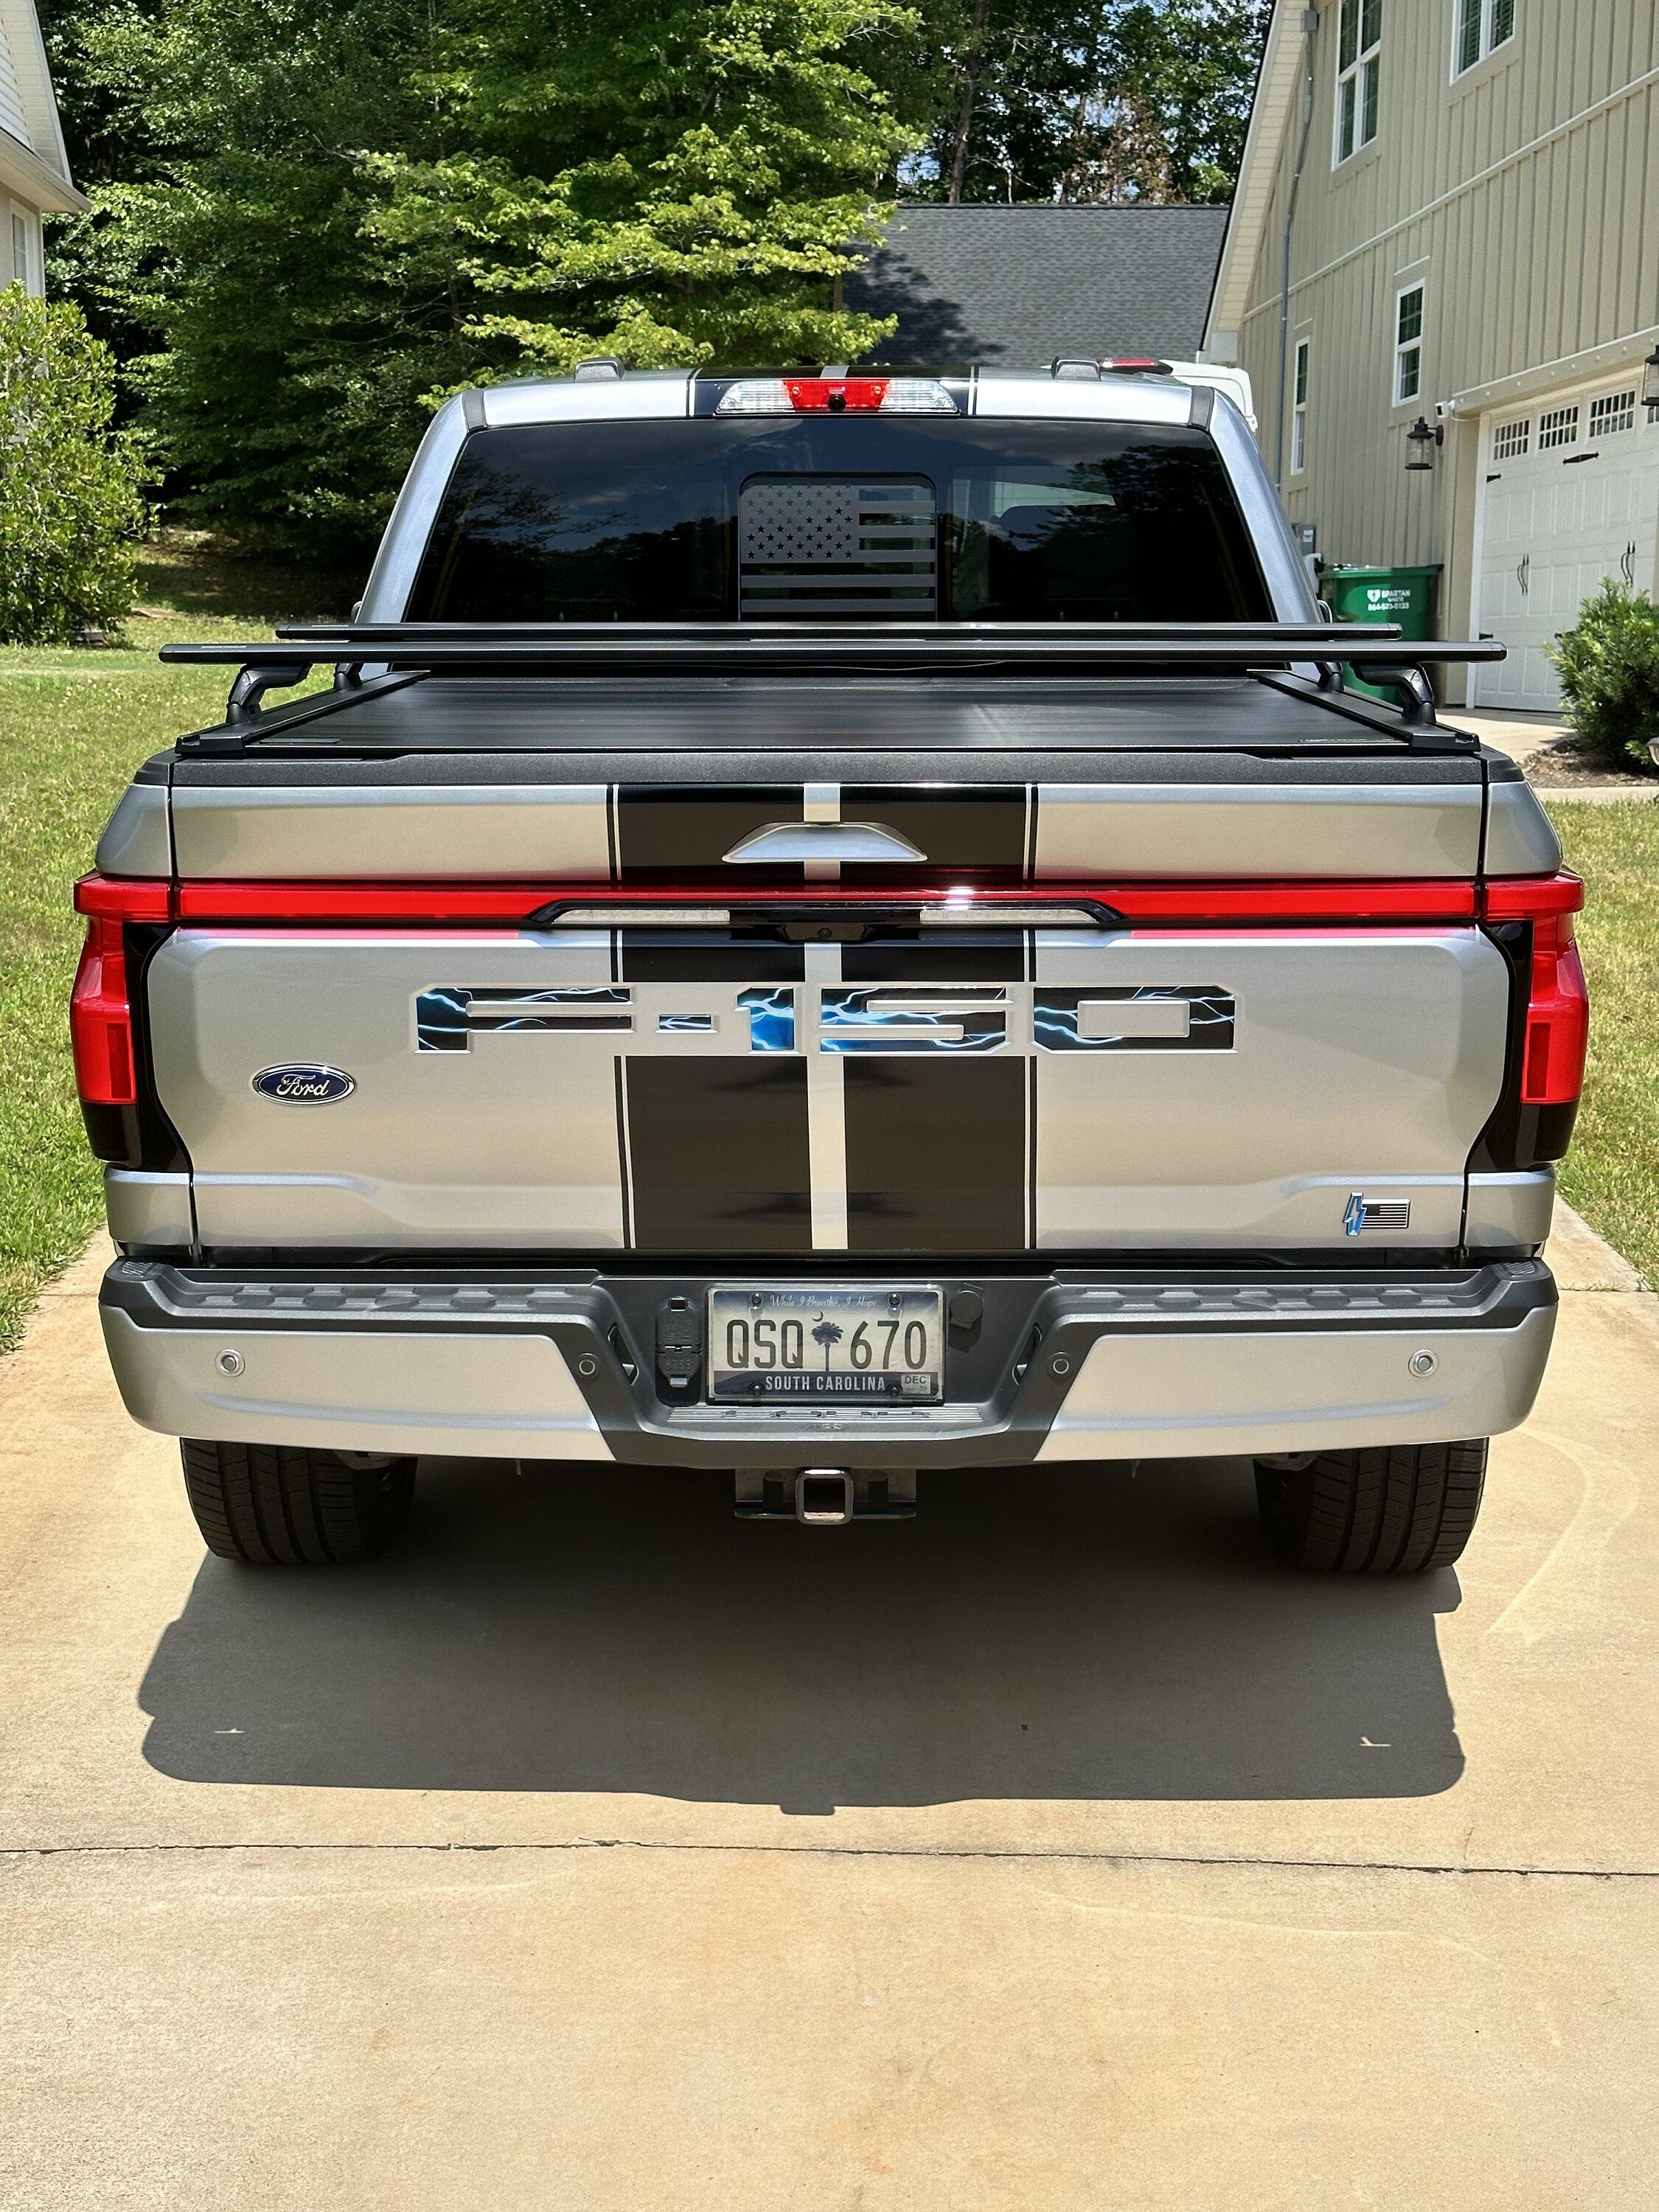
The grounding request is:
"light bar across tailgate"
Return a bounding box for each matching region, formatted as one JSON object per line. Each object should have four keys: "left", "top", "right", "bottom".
{"left": 74, "top": 873, "right": 1585, "bottom": 930}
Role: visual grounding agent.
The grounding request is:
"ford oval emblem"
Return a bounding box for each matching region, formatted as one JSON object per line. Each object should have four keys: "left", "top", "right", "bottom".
{"left": 251, "top": 1064, "right": 356, "bottom": 1105}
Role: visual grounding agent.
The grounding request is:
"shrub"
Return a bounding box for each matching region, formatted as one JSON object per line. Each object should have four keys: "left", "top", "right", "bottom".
{"left": 0, "top": 285, "right": 146, "bottom": 643}
{"left": 1548, "top": 579, "right": 1659, "bottom": 774}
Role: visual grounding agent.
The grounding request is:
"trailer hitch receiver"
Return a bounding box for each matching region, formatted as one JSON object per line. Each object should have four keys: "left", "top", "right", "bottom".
{"left": 734, "top": 1470, "right": 917, "bottom": 1523}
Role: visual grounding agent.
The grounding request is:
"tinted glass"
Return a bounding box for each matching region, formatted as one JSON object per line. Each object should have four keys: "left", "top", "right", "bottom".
{"left": 1458, "top": 0, "right": 1482, "bottom": 69}
{"left": 407, "top": 417, "right": 1271, "bottom": 624}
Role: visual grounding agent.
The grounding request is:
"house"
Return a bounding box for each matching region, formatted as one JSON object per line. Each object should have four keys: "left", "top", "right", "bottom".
{"left": 844, "top": 203, "right": 1231, "bottom": 370}
{"left": 1204, "top": 0, "right": 1659, "bottom": 709}
{"left": 0, "top": 0, "right": 86, "bottom": 293}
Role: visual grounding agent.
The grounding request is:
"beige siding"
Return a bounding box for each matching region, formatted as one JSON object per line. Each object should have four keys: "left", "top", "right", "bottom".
{"left": 0, "top": 15, "right": 28, "bottom": 146}
{"left": 1233, "top": 0, "right": 1659, "bottom": 682}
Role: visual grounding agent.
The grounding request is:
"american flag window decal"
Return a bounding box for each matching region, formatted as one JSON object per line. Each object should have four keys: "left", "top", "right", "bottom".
{"left": 738, "top": 476, "right": 938, "bottom": 618}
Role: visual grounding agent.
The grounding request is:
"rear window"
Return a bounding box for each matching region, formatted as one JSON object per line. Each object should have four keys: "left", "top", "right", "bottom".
{"left": 408, "top": 418, "right": 1270, "bottom": 623}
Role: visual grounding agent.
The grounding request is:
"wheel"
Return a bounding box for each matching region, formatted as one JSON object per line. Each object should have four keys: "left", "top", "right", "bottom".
{"left": 1253, "top": 1439, "right": 1488, "bottom": 1573}
{"left": 180, "top": 1440, "right": 416, "bottom": 1565}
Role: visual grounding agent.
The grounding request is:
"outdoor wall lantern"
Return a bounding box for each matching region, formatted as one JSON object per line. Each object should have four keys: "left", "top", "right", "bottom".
{"left": 1643, "top": 344, "right": 1659, "bottom": 417}
{"left": 1405, "top": 417, "right": 1444, "bottom": 472}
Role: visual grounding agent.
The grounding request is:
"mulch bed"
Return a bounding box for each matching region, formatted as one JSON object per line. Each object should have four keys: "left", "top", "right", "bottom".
{"left": 1524, "top": 737, "right": 1659, "bottom": 790}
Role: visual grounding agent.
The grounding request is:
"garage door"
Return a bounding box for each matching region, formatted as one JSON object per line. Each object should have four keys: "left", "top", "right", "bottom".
{"left": 1475, "top": 379, "right": 1659, "bottom": 710}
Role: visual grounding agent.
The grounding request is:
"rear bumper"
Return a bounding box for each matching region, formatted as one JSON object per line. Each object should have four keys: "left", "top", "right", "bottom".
{"left": 101, "top": 1258, "right": 1557, "bottom": 1468}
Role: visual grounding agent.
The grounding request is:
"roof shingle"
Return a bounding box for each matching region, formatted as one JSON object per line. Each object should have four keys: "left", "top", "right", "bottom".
{"left": 844, "top": 203, "right": 1230, "bottom": 367}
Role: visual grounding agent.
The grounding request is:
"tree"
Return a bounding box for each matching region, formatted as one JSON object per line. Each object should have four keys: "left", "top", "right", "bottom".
{"left": 42, "top": 0, "right": 1270, "bottom": 552}
{"left": 895, "top": 1, "right": 1108, "bottom": 205}
{"left": 1111, "top": 0, "right": 1273, "bottom": 204}
{"left": 49, "top": 0, "right": 916, "bottom": 555}
{"left": 898, "top": 0, "right": 1270, "bottom": 206}
{"left": 0, "top": 285, "right": 145, "bottom": 642}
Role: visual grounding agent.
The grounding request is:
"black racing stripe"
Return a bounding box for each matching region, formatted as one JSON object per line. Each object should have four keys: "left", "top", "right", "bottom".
{"left": 831, "top": 937, "right": 1029, "bottom": 1251}
{"left": 838, "top": 785, "right": 1030, "bottom": 883}
{"left": 618, "top": 933, "right": 804, "bottom": 985}
{"left": 614, "top": 785, "right": 803, "bottom": 877}
{"left": 613, "top": 1057, "right": 634, "bottom": 1248}
{"left": 1026, "top": 1054, "right": 1037, "bottom": 1251}
{"left": 618, "top": 931, "right": 810, "bottom": 1253}
{"left": 1023, "top": 923, "right": 1036, "bottom": 1247}
{"left": 840, "top": 933, "right": 1025, "bottom": 984}
{"left": 845, "top": 1059, "right": 1029, "bottom": 1253}
{"left": 625, "top": 1061, "right": 812, "bottom": 1253}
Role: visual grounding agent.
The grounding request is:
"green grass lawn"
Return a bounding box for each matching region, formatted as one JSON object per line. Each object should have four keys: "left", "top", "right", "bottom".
{"left": 0, "top": 543, "right": 347, "bottom": 1349}
{"left": 1, "top": 575, "right": 1655, "bottom": 1349}
{"left": 1547, "top": 802, "right": 1659, "bottom": 1285}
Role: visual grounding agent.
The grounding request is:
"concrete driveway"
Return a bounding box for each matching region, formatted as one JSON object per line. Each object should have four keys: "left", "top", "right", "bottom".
{"left": 2, "top": 1218, "right": 1656, "bottom": 2209}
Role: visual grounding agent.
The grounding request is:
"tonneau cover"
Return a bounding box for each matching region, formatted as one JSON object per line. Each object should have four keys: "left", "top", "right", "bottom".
{"left": 173, "top": 672, "right": 1479, "bottom": 759}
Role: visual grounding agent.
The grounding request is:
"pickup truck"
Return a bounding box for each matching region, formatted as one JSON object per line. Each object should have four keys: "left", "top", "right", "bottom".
{"left": 72, "top": 363, "right": 1587, "bottom": 1574}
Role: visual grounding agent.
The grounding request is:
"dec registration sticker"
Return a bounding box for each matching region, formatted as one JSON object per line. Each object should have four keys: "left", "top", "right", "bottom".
{"left": 707, "top": 1287, "right": 945, "bottom": 1403}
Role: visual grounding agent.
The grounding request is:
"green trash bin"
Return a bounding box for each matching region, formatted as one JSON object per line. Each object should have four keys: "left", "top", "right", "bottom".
{"left": 1325, "top": 563, "right": 1441, "bottom": 703}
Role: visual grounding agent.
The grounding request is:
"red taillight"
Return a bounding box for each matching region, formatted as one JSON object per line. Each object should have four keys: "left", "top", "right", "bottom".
{"left": 1520, "top": 913, "right": 1589, "bottom": 1106}
{"left": 784, "top": 376, "right": 888, "bottom": 413}
{"left": 714, "top": 376, "right": 957, "bottom": 417}
{"left": 70, "top": 869, "right": 1586, "bottom": 931}
{"left": 74, "top": 874, "right": 172, "bottom": 922}
{"left": 69, "top": 916, "right": 136, "bottom": 1106}
{"left": 1482, "top": 874, "right": 1585, "bottom": 922}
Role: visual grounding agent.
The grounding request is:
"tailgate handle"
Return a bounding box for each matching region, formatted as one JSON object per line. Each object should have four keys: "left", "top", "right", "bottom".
{"left": 724, "top": 821, "right": 926, "bottom": 865}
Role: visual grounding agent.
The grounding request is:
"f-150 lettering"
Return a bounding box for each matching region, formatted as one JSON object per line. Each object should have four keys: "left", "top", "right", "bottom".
{"left": 413, "top": 981, "right": 1238, "bottom": 1055}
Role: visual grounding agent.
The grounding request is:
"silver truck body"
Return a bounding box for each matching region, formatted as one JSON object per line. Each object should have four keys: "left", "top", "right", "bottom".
{"left": 82, "top": 369, "right": 1573, "bottom": 1489}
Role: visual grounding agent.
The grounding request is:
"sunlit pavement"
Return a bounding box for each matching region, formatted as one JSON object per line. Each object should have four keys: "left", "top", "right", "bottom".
{"left": 2, "top": 1215, "right": 1655, "bottom": 2208}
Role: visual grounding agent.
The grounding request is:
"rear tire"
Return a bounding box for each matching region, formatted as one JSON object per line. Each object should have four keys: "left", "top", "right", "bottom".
{"left": 180, "top": 1441, "right": 416, "bottom": 1565}
{"left": 1253, "top": 1439, "right": 1488, "bottom": 1573}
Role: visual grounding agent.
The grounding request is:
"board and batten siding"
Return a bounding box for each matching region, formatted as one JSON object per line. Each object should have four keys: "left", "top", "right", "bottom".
{"left": 0, "top": 14, "right": 29, "bottom": 145}
{"left": 1231, "top": 0, "right": 1658, "bottom": 698}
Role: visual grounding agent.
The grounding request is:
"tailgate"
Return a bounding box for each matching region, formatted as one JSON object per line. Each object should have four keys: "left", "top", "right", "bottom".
{"left": 145, "top": 911, "right": 1510, "bottom": 1257}
{"left": 133, "top": 763, "right": 1543, "bottom": 1259}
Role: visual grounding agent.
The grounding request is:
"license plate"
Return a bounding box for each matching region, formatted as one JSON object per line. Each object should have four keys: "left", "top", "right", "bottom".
{"left": 707, "top": 1287, "right": 945, "bottom": 1402}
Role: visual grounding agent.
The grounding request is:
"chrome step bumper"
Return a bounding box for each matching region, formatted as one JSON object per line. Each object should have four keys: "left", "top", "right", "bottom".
{"left": 100, "top": 1259, "right": 1557, "bottom": 1467}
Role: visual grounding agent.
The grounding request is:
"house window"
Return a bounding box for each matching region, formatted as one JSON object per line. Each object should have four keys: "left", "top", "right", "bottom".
{"left": 1291, "top": 338, "right": 1310, "bottom": 473}
{"left": 10, "top": 212, "right": 29, "bottom": 290}
{"left": 1538, "top": 405, "right": 1579, "bottom": 451}
{"left": 1335, "top": 0, "right": 1381, "bottom": 164}
{"left": 1492, "top": 416, "right": 1529, "bottom": 459}
{"left": 1394, "top": 285, "right": 1425, "bottom": 405}
{"left": 1588, "top": 390, "right": 1635, "bottom": 437}
{"left": 1455, "top": 0, "right": 1515, "bottom": 76}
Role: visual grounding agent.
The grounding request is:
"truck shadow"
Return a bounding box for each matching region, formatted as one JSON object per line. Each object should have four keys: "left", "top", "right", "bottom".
{"left": 139, "top": 1456, "right": 1465, "bottom": 1809}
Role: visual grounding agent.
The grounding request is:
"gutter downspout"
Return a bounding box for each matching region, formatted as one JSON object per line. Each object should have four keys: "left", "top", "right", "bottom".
{"left": 1274, "top": 9, "right": 1320, "bottom": 491}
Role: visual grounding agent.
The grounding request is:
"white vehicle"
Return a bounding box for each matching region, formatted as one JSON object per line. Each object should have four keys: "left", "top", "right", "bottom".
{"left": 76, "top": 362, "right": 1582, "bottom": 1571}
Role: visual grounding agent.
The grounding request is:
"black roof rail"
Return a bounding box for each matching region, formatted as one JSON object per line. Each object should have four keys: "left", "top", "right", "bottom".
{"left": 265, "top": 619, "right": 1500, "bottom": 655}
{"left": 159, "top": 622, "right": 1505, "bottom": 752}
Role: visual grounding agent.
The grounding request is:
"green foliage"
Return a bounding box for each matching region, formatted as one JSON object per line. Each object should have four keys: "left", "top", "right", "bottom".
{"left": 41, "top": 0, "right": 1268, "bottom": 552}
{"left": 367, "top": 1, "right": 917, "bottom": 374}
{"left": 0, "top": 285, "right": 146, "bottom": 644}
{"left": 1548, "top": 801, "right": 1659, "bottom": 1287}
{"left": 47, "top": 0, "right": 915, "bottom": 557}
{"left": 1548, "top": 580, "right": 1659, "bottom": 775}
{"left": 0, "top": 546, "right": 316, "bottom": 1349}
{"left": 899, "top": 0, "right": 1271, "bottom": 206}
